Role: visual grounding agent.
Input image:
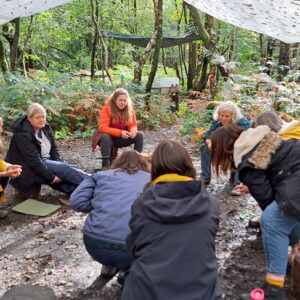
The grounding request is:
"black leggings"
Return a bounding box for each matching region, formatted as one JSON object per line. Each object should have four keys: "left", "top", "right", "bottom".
{"left": 100, "top": 132, "right": 144, "bottom": 159}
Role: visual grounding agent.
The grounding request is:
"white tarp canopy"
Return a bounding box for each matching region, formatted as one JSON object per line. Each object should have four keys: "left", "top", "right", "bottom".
{"left": 0, "top": 0, "right": 72, "bottom": 25}
{"left": 185, "top": 0, "right": 300, "bottom": 44}
{"left": 1, "top": 0, "right": 300, "bottom": 44}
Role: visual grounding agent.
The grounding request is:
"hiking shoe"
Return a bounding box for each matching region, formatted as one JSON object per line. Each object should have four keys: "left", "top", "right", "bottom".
{"left": 0, "top": 210, "right": 9, "bottom": 219}
{"left": 230, "top": 187, "right": 242, "bottom": 196}
{"left": 100, "top": 265, "right": 118, "bottom": 278}
{"left": 240, "top": 283, "right": 285, "bottom": 300}
{"left": 248, "top": 217, "right": 261, "bottom": 228}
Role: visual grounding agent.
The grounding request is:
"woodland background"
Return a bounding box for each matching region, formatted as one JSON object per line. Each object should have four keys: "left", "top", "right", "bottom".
{"left": 0, "top": 0, "right": 299, "bottom": 140}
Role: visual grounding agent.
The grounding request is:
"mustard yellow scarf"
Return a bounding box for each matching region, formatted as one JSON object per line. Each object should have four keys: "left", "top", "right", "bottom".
{"left": 151, "top": 173, "right": 193, "bottom": 186}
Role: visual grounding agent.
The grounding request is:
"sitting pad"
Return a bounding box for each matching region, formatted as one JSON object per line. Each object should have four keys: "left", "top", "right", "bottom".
{"left": 12, "top": 199, "right": 61, "bottom": 216}
{"left": 2, "top": 284, "right": 56, "bottom": 300}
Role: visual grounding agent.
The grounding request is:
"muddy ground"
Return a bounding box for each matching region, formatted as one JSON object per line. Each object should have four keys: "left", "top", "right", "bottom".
{"left": 0, "top": 125, "right": 297, "bottom": 299}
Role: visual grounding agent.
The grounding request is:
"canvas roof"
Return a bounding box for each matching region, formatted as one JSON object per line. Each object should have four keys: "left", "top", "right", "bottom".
{"left": 185, "top": 0, "right": 300, "bottom": 44}
{"left": 0, "top": 0, "right": 72, "bottom": 25}
{"left": 0, "top": 0, "right": 299, "bottom": 44}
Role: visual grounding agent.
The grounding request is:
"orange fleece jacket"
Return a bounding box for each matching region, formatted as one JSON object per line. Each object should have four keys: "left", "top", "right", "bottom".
{"left": 98, "top": 102, "right": 138, "bottom": 138}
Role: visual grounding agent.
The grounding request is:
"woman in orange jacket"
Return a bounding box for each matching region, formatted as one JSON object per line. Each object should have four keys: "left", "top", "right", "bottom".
{"left": 98, "top": 88, "right": 144, "bottom": 168}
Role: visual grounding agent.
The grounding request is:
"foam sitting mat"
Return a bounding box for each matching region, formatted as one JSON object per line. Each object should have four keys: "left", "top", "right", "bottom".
{"left": 12, "top": 199, "right": 61, "bottom": 216}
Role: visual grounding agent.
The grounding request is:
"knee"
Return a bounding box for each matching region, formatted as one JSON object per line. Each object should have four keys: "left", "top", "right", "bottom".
{"left": 136, "top": 131, "right": 144, "bottom": 140}
{"left": 100, "top": 134, "right": 113, "bottom": 145}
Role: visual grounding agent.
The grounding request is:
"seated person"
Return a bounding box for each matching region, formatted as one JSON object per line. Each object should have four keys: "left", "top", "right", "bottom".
{"left": 96, "top": 88, "right": 144, "bottom": 168}
{"left": 6, "top": 103, "right": 88, "bottom": 198}
{"left": 121, "top": 140, "right": 221, "bottom": 300}
{"left": 0, "top": 116, "right": 22, "bottom": 219}
{"left": 70, "top": 150, "right": 150, "bottom": 278}
{"left": 201, "top": 101, "right": 250, "bottom": 195}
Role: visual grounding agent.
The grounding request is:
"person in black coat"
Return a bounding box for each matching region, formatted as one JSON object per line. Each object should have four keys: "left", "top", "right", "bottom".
{"left": 211, "top": 124, "right": 300, "bottom": 300}
{"left": 6, "top": 103, "right": 88, "bottom": 197}
{"left": 121, "top": 140, "right": 221, "bottom": 300}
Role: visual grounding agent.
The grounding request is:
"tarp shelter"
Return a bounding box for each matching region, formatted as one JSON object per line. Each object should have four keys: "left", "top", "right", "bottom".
{"left": 0, "top": 0, "right": 72, "bottom": 25}
{"left": 106, "top": 32, "right": 202, "bottom": 48}
{"left": 1, "top": 0, "right": 300, "bottom": 44}
{"left": 185, "top": 0, "right": 300, "bottom": 44}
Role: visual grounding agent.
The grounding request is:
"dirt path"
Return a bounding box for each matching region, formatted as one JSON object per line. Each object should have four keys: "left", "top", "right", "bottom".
{"left": 0, "top": 126, "right": 295, "bottom": 299}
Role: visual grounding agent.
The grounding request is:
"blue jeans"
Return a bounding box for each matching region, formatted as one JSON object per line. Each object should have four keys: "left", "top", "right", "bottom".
{"left": 37, "top": 158, "right": 88, "bottom": 196}
{"left": 261, "top": 201, "right": 299, "bottom": 275}
{"left": 200, "top": 144, "right": 240, "bottom": 185}
{"left": 84, "top": 236, "right": 133, "bottom": 270}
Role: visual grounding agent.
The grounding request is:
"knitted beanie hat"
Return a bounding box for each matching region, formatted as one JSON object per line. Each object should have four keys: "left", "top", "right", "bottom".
{"left": 255, "top": 112, "right": 283, "bottom": 133}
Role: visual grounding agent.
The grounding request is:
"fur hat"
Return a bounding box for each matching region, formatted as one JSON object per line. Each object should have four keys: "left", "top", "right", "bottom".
{"left": 255, "top": 112, "right": 283, "bottom": 133}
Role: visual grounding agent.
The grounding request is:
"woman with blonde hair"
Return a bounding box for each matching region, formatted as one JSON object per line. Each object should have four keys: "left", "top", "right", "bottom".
{"left": 6, "top": 103, "right": 88, "bottom": 197}
{"left": 200, "top": 101, "right": 250, "bottom": 195}
{"left": 96, "top": 88, "right": 143, "bottom": 168}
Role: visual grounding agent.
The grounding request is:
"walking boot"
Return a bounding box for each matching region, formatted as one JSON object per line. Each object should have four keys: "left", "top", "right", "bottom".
{"left": 101, "top": 157, "right": 110, "bottom": 170}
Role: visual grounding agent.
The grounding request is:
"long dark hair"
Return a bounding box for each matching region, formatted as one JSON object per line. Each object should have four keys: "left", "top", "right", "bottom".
{"left": 211, "top": 124, "right": 244, "bottom": 176}
{"left": 111, "top": 150, "right": 150, "bottom": 174}
{"left": 151, "top": 139, "right": 196, "bottom": 180}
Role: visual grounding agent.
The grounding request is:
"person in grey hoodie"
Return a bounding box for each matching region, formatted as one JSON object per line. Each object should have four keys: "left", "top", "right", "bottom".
{"left": 70, "top": 150, "right": 150, "bottom": 276}
{"left": 121, "top": 140, "right": 221, "bottom": 300}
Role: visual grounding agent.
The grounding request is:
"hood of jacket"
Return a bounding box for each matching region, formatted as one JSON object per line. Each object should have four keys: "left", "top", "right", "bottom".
{"left": 13, "top": 115, "right": 52, "bottom": 136}
{"left": 234, "top": 125, "right": 271, "bottom": 167}
{"left": 12, "top": 115, "right": 35, "bottom": 134}
{"left": 140, "top": 180, "right": 212, "bottom": 224}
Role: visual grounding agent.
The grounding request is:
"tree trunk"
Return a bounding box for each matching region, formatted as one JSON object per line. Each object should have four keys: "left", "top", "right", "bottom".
{"left": 186, "top": 3, "right": 228, "bottom": 91}
{"left": 90, "top": 0, "right": 113, "bottom": 83}
{"left": 145, "top": 0, "right": 163, "bottom": 93}
{"left": 0, "top": 28, "right": 8, "bottom": 73}
{"left": 278, "top": 42, "right": 290, "bottom": 76}
{"left": 10, "top": 18, "right": 20, "bottom": 72}
{"left": 187, "top": 42, "right": 196, "bottom": 90}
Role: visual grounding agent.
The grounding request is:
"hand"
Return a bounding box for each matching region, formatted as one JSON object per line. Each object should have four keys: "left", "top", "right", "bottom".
{"left": 129, "top": 130, "right": 137, "bottom": 139}
{"left": 51, "top": 176, "right": 62, "bottom": 184}
{"left": 121, "top": 130, "right": 131, "bottom": 139}
{"left": 235, "top": 183, "right": 249, "bottom": 194}
{"left": 5, "top": 165, "right": 22, "bottom": 178}
{"left": 206, "top": 139, "right": 212, "bottom": 150}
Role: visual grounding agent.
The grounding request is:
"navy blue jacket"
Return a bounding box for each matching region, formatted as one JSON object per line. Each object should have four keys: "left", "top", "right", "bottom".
{"left": 122, "top": 180, "right": 221, "bottom": 300}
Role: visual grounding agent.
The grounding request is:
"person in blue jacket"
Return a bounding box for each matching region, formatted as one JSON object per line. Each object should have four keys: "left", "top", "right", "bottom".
{"left": 201, "top": 101, "right": 250, "bottom": 195}
{"left": 70, "top": 150, "right": 150, "bottom": 277}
